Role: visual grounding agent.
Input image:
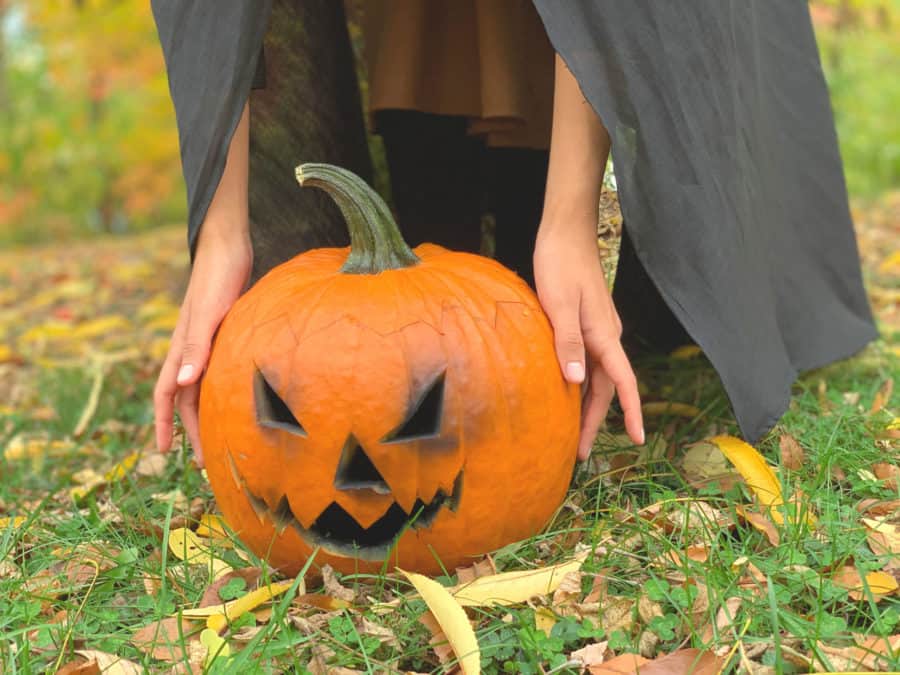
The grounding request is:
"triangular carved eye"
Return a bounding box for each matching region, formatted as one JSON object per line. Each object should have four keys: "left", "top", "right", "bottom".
{"left": 382, "top": 373, "right": 445, "bottom": 443}
{"left": 254, "top": 370, "right": 307, "bottom": 436}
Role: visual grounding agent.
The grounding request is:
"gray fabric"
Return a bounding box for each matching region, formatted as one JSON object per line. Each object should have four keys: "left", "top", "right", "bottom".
{"left": 534, "top": 0, "right": 877, "bottom": 440}
{"left": 151, "top": 0, "right": 272, "bottom": 258}
{"left": 152, "top": 1, "right": 877, "bottom": 442}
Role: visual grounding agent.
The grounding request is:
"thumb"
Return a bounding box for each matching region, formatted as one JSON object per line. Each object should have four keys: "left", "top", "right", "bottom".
{"left": 176, "top": 314, "right": 216, "bottom": 386}
{"left": 546, "top": 302, "right": 587, "bottom": 385}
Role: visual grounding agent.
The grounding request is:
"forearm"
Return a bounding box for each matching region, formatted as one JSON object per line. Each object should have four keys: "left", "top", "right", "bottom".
{"left": 541, "top": 55, "right": 610, "bottom": 242}
{"left": 196, "top": 102, "right": 251, "bottom": 251}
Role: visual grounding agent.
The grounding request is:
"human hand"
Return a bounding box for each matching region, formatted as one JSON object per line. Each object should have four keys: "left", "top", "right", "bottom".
{"left": 154, "top": 102, "right": 251, "bottom": 464}
{"left": 534, "top": 224, "right": 644, "bottom": 460}
{"left": 153, "top": 227, "right": 252, "bottom": 464}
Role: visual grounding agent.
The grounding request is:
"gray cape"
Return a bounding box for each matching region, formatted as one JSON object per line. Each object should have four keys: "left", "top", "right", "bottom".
{"left": 152, "top": 0, "right": 877, "bottom": 442}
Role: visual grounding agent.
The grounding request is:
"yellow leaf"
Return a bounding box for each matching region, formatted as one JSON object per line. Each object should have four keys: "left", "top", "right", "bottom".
{"left": 105, "top": 451, "right": 140, "bottom": 481}
{"left": 0, "top": 516, "right": 26, "bottom": 530}
{"left": 534, "top": 607, "right": 557, "bottom": 637}
{"left": 642, "top": 402, "right": 701, "bottom": 418}
{"left": 196, "top": 514, "right": 230, "bottom": 541}
{"left": 712, "top": 435, "right": 783, "bottom": 508}
{"left": 670, "top": 344, "right": 703, "bottom": 360}
{"left": 833, "top": 567, "right": 898, "bottom": 601}
{"left": 199, "top": 627, "right": 231, "bottom": 667}
{"left": 400, "top": 569, "right": 480, "bottom": 675}
{"left": 450, "top": 553, "right": 587, "bottom": 607}
{"left": 182, "top": 579, "right": 298, "bottom": 620}
{"left": 168, "top": 528, "right": 211, "bottom": 565}
{"left": 71, "top": 315, "right": 131, "bottom": 340}
{"left": 878, "top": 250, "right": 900, "bottom": 275}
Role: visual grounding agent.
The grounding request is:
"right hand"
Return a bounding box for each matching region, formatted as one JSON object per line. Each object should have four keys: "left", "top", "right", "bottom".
{"left": 153, "top": 226, "right": 252, "bottom": 464}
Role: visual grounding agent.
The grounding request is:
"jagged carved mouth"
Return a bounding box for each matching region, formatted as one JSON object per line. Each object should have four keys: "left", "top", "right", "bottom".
{"left": 227, "top": 450, "right": 462, "bottom": 561}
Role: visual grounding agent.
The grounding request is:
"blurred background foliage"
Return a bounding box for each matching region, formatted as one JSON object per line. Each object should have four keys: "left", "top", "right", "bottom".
{"left": 0, "top": 0, "right": 898, "bottom": 247}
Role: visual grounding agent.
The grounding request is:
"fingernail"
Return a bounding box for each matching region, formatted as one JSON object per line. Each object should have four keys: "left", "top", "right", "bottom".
{"left": 640, "top": 427, "right": 646, "bottom": 445}
{"left": 177, "top": 364, "right": 194, "bottom": 384}
{"left": 565, "top": 361, "right": 585, "bottom": 383}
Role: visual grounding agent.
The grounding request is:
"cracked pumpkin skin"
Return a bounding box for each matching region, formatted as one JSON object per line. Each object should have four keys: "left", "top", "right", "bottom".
{"left": 199, "top": 164, "right": 580, "bottom": 575}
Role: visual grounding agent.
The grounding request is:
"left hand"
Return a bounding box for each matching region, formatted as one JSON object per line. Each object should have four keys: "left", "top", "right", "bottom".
{"left": 534, "top": 223, "right": 644, "bottom": 460}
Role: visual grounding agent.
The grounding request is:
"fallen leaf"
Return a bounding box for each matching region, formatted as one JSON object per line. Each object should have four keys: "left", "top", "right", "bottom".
{"left": 401, "top": 570, "right": 480, "bottom": 675}
{"left": 642, "top": 402, "right": 702, "bottom": 418}
{"left": 535, "top": 606, "right": 557, "bottom": 637}
{"left": 871, "top": 378, "right": 894, "bottom": 414}
{"left": 873, "top": 462, "right": 900, "bottom": 490}
{"left": 779, "top": 434, "right": 805, "bottom": 470}
{"left": 570, "top": 641, "right": 610, "bottom": 668}
{"left": 450, "top": 552, "right": 587, "bottom": 607}
{"left": 199, "top": 627, "right": 231, "bottom": 667}
{"left": 183, "top": 579, "right": 297, "bottom": 627}
{"left": 321, "top": 564, "right": 356, "bottom": 602}
{"left": 588, "top": 652, "right": 650, "bottom": 674}
{"left": 132, "top": 617, "right": 201, "bottom": 662}
{"left": 635, "top": 648, "right": 726, "bottom": 674}
{"left": 56, "top": 656, "right": 101, "bottom": 675}
{"left": 832, "top": 567, "right": 898, "bottom": 601}
{"left": 680, "top": 440, "right": 739, "bottom": 491}
{"left": 817, "top": 633, "right": 900, "bottom": 671}
{"left": 455, "top": 556, "right": 497, "bottom": 585}
{"left": 135, "top": 451, "right": 168, "bottom": 478}
{"left": 72, "top": 650, "right": 141, "bottom": 675}
{"left": 167, "top": 527, "right": 231, "bottom": 579}
{"left": 712, "top": 435, "right": 782, "bottom": 508}
{"left": 734, "top": 506, "right": 780, "bottom": 546}
{"left": 862, "top": 517, "right": 900, "bottom": 569}
{"left": 701, "top": 596, "right": 742, "bottom": 643}
{"left": 670, "top": 344, "right": 703, "bottom": 360}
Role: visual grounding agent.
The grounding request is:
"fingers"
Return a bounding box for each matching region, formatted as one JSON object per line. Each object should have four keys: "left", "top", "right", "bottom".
{"left": 544, "top": 300, "right": 587, "bottom": 385}
{"left": 176, "top": 383, "right": 204, "bottom": 466}
{"left": 154, "top": 304, "right": 190, "bottom": 453}
{"left": 578, "top": 371, "right": 615, "bottom": 460}
{"left": 594, "top": 338, "right": 644, "bottom": 446}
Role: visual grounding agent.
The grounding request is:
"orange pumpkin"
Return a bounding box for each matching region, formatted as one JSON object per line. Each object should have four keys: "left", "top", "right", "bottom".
{"left": 199, "top": 164, "right": 580, "bottom": 575}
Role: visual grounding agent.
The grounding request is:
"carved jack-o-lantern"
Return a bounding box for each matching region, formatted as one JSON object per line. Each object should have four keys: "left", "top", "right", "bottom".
{"left": 199, "top": 164, "right": 580, "bottom": 575}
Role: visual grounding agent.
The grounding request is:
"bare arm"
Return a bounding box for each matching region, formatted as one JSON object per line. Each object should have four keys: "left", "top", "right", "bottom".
{"left": 534, "top": 56, "right": 644, "bottom": 456}
{"left": 154, "top": 102, "right": 253, "bottom": 462}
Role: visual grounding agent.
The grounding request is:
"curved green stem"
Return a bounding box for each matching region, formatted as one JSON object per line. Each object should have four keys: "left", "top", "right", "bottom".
{"left": 295, "top": 163, "right": 420, "bottom": 274}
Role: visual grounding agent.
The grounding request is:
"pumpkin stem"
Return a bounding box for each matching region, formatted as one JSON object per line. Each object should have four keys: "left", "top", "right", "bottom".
{"left": 295, "top": 163, "right": 420, "bottom": 274}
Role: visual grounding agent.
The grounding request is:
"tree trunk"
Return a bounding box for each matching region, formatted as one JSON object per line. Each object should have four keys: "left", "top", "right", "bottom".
{"left": 248, "top": 0, "right": 372, "bottom": 281}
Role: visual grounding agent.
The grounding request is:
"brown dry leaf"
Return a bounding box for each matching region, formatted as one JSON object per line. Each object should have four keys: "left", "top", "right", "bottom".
{"left": 701, "top": 596, "right": 742, "bottom": 643}
{"left": 131, "top": 617, "right": 200, "bottom": 662}
{"left": 734, "top": 505, "right": 781, "bottom": 546}
{"left": 831, "top": 566, "right": 898, "bottom": 601}
{"left": 56, "top": 656, "right": 101, "bottom": 675}
{"left": 570, "top": 641, "right": 610, "bottom": 668}
{"left": 654, "top": 546, "right": 710, "bottom": 568}
{"left": 600, "top": 596, "right": 634, "bottom": 634}
{"left": 135, "top": 451, "right": 168, "bottom": 477}
{"left": 418, "top": 611, "right": 457, "bottom": 672}
{"left": 638, "top": 629, "right": 661, "bottom": 658}
{"left": 856, "top": 498, "right": 900, "bottom": 517}
{"left": 817, "top": 633, "right": 900, "bottom": 671}
{"left": 871, "top": 378, "right": 894, "bottom": 414}
{"left": 633, "top": 648, "right": 726, "bottom": 674}
{"left": 588, "top": 652, "right": 650, "bottom": 674}
{"left": 72, "top": 650, "right": 142, "bottom": 675}
{"left": 550, "top": 569, "right": 583, "bottom": 616}
{"left": 455, "top": 556, "right": 497, "bottom": 585}
{"left": 321, "top": 564, "right": 356, "bottom": 602}
{"left": 292, "top": 593, "right": 353, "bottom": 612}
{"left": 862, "top": 517, "right": 900, "bottom": 570}
{"left": 638, "top": 595, "right": 664, "bottom": 624}
{"left": 679, "top": 440, "right": 739, "bottom": 491}
{"left": 873, "top": 463, "right": 900, "bottom": 490}
{"left": 779, "top": 434, "right": 805, "bottom": 470}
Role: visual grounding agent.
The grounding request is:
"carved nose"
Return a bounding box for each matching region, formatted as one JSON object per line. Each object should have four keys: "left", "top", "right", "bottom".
{"left": 334, "top": 434, "right": 391, "bottom": 494}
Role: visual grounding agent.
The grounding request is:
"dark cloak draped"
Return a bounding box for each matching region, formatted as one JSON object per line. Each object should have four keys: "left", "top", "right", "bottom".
{"left": 151, "top": 1, "right": 877, "bottom": 442}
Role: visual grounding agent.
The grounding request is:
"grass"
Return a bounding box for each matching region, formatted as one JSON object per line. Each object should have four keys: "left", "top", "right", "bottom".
{"left": 0, "top": 221, "right": 898, "bottom": 672}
